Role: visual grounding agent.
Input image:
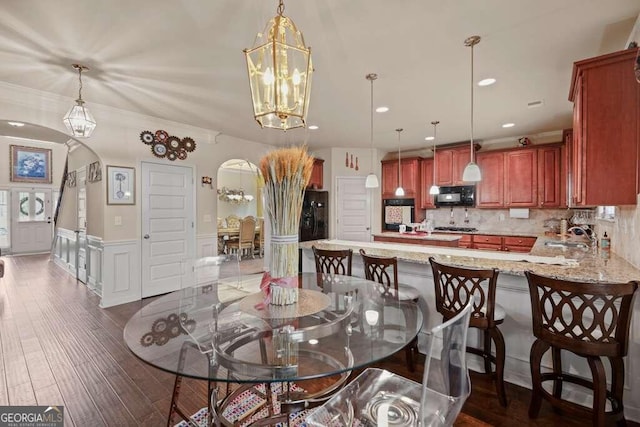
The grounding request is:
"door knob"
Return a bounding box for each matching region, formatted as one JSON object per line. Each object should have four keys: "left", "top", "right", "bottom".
{"left": 143, "top": 234, "right": 150, "bottom": 239}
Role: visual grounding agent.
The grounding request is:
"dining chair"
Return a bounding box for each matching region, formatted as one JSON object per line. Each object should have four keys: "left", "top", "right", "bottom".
{"left": 226, "top": 216, "right": 256, "bottom": 260}
{"left": 306, "top": 302, "right": 473, "bottom": 427}
{"left": 525, "top": 271, "right": 638, "bottom": 426}
{"left": 254, "top": 217, "right": 265, "bottom": 258}
{"left": 312, "top": 246, "right": 353, "bottom": 276}
{"left": 359, "top": 249, "right": 421, "bottom": 371}
{"left": 429, "top": 257, "right": 507, "bottom": 406}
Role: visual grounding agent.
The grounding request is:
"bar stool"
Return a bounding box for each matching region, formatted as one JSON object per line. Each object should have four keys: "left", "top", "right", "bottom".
{"left": 429, "top": 256, "right": 508, "bottom": 406}
{"left": 359, "top": 249, "right": 420, "bottom": 372}
{"left": 525, "top": 271, "right": 638, "bottom": 426}
{"left": 312, "top": 246, "right": 353, "bottom": 276}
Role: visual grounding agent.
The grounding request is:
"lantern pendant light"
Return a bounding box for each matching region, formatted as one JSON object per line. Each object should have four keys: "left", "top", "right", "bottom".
{"left": 395, "top": 128, "right": 405, "bottom": 196}
{"left": 429, "top": 121, "right": 440, "bottom": 195}
{"left": 63, "top": 64, "right": 96, "bottom": 138}
{"left": 243, "top": 0, "right": 313, "bottom": 131}
{"left": 365, "top": 73, "right": 380, "bottom": 188}
{"left": 462, "top": 36, "right": 482, "bottom": 182}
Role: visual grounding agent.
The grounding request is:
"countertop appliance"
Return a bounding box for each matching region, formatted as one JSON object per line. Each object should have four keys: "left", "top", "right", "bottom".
{"left": 435, "top": 185, "right": 476, "bottom": 207}
{"left": 299, "top": 190, "right": 328, "bottom": 242}
{"left": 383, "top": 198, "right": 415, "bottom": 231}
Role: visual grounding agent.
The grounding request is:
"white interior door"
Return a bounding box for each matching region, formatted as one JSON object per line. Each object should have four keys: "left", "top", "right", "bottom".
{"left": 10, "top": 188, "right": 53, "bottom": 253}
{"left": 141, "top": 162, "right": 195, "bottom": 298}
{"left": 336, "top": 176, "right": 371, "bottom": 242}
{"left": 76, "top": 167, "right": 87, "bottom": 283}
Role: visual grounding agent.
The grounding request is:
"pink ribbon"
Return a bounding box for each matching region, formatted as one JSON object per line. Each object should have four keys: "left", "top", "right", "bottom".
{"left": 254, "top": 272, "right": 299, "bottom": 310}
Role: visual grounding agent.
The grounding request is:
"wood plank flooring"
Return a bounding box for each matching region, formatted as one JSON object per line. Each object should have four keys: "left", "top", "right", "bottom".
{"left": 0, "top": 254, "right": 636, "bottom": 426}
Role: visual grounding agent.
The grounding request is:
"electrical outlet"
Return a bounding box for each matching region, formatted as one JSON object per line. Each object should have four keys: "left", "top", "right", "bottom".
{"left": 114, "top": 215, "right": 122, "bottom": 226}
{"left": 499, "top": 213, "right": 505, "bottom": 222}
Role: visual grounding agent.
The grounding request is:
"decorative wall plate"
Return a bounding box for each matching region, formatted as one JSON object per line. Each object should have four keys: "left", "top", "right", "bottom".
{"left": 166, "top": 136, "right": 182, "bottom": 150}
{"left": 167, "top": 150, "right": 178, "bottom": 161}
{"left": 141, "top": 130, "right": 196, "bottom": 161}
{"left": 182, "top": 137, "right": 196, "bottom": 152}
{"left": 155, "top": 130, "right": 169, "bottom": 142}
{"left": 152, "top": 142, "right": 167, "bottom": 158}
{"left": 140, "top": 131, "right": 155, "bottom": 145}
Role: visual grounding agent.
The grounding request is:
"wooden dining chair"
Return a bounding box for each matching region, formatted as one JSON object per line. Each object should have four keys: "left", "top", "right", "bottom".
{"left": 226, "top": 216, "right": 256, "bottom": 260}
{"left": 359, "top": 249, "right": 421, "bottom": 372}
{"left": 312, "top": 246, "right": 353, "bottom": 276}
{"left": 254, "top": 218, "right": 265, "bottom": 258}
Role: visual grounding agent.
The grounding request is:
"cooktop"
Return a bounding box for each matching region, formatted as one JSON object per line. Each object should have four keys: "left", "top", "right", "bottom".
{"left": 434, "top": 226, "right": 478, "bottom": 233}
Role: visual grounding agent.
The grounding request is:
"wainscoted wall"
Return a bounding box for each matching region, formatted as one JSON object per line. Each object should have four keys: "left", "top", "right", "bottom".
{"left": 422, "top": 207, "right": 569, "bottom": 234}
{"left": 101, "top": 240, "right": 139, "bottom": 308}
{"left": 87, "top": 235, "right": 103, "bottom": 295}
{"left": 197, "top": 233, "right": 217, "bottom": 257}
{"left": 52, "top": 228, "right": 77, "bottom": 274}
{"left": 53, "top": 228, "right": 103, "bottom": 297}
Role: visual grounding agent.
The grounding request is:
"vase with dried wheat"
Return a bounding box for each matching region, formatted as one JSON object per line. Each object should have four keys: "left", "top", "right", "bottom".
{"left": 257, "top": 146, "right": 313, "bottom": 307}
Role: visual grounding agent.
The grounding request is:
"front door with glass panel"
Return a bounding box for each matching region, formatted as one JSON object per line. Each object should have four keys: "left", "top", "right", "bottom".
{"left": 11, "top": 188, "right": 53, "bottom": 253}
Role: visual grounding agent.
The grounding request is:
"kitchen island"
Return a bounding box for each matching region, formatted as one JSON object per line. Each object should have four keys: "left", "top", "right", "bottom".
{"left": 299, "top": 238, "right": 640, "bottom": 421}
{"left": 372, "top": 231, "right": 462, "bottom": 247}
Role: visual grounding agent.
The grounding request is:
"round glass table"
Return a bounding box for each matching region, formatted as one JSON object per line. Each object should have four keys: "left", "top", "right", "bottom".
{"left": 123, "top": 272, "right": 423, "bottom": 426}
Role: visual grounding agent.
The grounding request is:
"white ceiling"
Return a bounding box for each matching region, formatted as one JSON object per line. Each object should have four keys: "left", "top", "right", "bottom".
{"left": 0, "top": 0, "right": 638, "bottom": 152}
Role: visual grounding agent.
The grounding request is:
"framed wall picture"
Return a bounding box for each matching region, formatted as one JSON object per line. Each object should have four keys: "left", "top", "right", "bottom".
{"left": 66, "top": 171, "right": 77, "bottom": 187}
{"left": 88, "top": 161, "right": 102, "bottom": 182}
{"left": 106, "top": 165, "right": 135, "bottom": 205}
{"left": 9, "top": 145, "right": 52, "bottom": 184}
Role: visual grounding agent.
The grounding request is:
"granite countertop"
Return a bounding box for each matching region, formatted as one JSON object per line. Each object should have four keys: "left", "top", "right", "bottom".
{"left": 300, "top": 237, "right": 640, "bottom": 284}
{"left": 373, "top": 232, "right": 462, "bottom": 241}
{"left": 431, "top": 230, "right": 540, "bottom": 238}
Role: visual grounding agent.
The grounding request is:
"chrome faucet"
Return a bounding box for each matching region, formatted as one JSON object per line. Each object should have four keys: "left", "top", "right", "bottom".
{"left": 449, "top": 207, "right": 455, "bottom": 225}
{"left": 568, "top": 226, "right": 597, "bottom": 245}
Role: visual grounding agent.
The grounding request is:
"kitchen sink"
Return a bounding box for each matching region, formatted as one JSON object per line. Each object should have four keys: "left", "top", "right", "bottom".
{"left": 544, "top": 240, "right": 589, "bottom": 249}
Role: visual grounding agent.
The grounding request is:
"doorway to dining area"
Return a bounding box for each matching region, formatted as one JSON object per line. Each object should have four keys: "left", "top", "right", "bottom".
{"left": 216, "top": 159, "right": 264, "bottom": 275}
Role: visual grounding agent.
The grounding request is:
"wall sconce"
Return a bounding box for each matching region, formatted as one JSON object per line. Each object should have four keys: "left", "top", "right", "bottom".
{"left": 202, "top": 176, "right": 212, "bottom": 187}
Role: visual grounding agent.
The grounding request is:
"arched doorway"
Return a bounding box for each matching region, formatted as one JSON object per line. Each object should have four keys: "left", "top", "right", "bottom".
{"left": 216, "top": 159, "right": 264, "bottom": 274}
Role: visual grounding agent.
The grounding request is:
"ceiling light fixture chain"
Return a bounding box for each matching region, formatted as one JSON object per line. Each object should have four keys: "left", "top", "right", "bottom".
{"left": 462, "top": 35, "right": 482, "bottom": 182}
{"left": 365, "top": 73, "right": 379, "bottom": 188}
{"left": 277, "top": 0, "right": 285, "bottom": 16}
{"left": 395, "top": 128, "right": 405, "bottom": 196}
{"left": 429, "top": 120, "right": 440, "bottom": 195}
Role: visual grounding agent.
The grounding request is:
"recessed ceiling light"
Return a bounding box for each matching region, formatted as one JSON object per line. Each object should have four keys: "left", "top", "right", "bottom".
{"left": 8, "top": 121, "right": 25, "bottom": 127}
{"left": 502, "top": 123, "right": 515, "bottom": 128}
{"left": 478, "top": 78, "right": 496, "bottom": 86}
{"left": 425, "top": 136, "right": 434, "bottom": 141}
{"left": 308, "top": 125, "right": 319, "bottom": 130}
{"left": 376, "top": 106, "right": 389, "bottom": 113}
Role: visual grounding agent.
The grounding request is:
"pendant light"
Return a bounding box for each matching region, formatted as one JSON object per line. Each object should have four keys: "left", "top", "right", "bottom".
{"left": 243, "top": 0, "right": 312, "bottom": 131}
{"left": 429, "top": 121, "right": 440, "bottom": 195}
{"left": 394, "top": 128, "right": 405, "bottom": 196}
{"left": 365, "top": 74, "right": 380, "bottom": 188}
{"left": 462, "top": 36, "right": 482, "bottom": 182}
{"left": 63, "top": 64, "right": 96, "bottom": 138}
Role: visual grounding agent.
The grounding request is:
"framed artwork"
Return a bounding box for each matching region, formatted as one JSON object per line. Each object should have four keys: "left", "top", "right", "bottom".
{"left": 106, "top": 165, "right": 135, "bottom": 205}
{"left": 88, "top": 161, "right": 102, "bottom": 182}
{"left": 9, "top": 145, "right": 52, "bottom": 184}
{"left": 66, "top": 171, "right": 77, "bottom": 188}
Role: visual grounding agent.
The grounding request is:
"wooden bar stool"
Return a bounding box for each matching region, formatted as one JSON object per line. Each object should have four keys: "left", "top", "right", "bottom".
{"left": 525, "top": 271, "right": 638, "bottom": 426}
{"left": 359, "top": 249, "right": 420, "bottom": 372}
{"left": 312, "top": 246, "right": 353, "bottom": 276}
{"left": 429, "top": 256, "right": 508, "bottom": 406}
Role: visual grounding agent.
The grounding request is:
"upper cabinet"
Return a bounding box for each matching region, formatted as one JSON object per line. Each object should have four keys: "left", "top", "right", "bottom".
{"left": 419, "top": 158, "right": 435, "bottom": 209}
{"left": 381, "top": 157, "right": 421, "bottom": 200}
{"left": 434, "top": 146, "right": 471, "bottom": 186}
{"left": 569, "top": 48, "right": 640, "bottom": 206}
{"left": 476, "top": 151, "right": 505, "bottom": 208}
{"left": 504, "top": 149, "right": 538, "bottom": 207}
{"left": 538, "top": 145, "right": 563, "bottom": 208}
{"left": 307, "top": 158, "right": 324, "bottom": 189}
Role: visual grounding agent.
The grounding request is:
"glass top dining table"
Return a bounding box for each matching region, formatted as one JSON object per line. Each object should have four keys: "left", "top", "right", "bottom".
{"left": 123, "top": 272, "right": 423, "bottom": 384}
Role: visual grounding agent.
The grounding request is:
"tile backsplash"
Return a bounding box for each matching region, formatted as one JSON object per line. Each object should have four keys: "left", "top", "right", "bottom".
{"left": 422, "top": 207, "right": 570, "bottom": 234}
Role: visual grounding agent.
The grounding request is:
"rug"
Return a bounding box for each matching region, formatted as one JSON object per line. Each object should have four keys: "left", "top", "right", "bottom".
{"left": 174, "top": 383, "right": 310, "bottom": 427}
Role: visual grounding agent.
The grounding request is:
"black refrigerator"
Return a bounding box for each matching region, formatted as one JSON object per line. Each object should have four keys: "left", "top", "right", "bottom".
{"left": 299, "top": 190, "right": 328, "bottom": 242}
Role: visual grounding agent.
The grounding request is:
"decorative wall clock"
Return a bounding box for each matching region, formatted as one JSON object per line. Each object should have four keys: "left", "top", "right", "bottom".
{"left": 140, "top": 130, "right": 196, "bottom": 161}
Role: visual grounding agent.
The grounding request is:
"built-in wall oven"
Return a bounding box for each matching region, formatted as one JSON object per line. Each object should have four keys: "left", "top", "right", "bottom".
{"left": 383, "top": 198, "right": 415, "bottom": 231}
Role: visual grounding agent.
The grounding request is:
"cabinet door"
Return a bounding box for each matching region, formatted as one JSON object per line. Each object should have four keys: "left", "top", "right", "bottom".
{"left": 308, "top": 158, "right": 324, "bottom": 189}
{"left": 473, "top": 235, "right": 503, "bottom": 251}
{"left": 452, "top": 147, "right": 471, "bottom": 185}
{"left": 572, "top": 75, "right": 584, "bottom": 205}
{"left": 400, "top": 158, "right": 420, "bottom": 197}
{"left": 505, "top": 149, "right": 538, "bottom": 207}
{"left": 503, "top": 236, "right": 537, "bottom": 253}
{"left": 434, "top": 149, "right": 453, "bottom": 185}
{"left": 476, "top": 152, "right": 504, "bottom": 207}
{"left": 420, "top": 159, "right": 435, "bottom": 208}
{"left": 537, "top": 146, "right": 562, "bottom": 207}
{"left": 381, "top": 161, "right": 398, "bottom": 198}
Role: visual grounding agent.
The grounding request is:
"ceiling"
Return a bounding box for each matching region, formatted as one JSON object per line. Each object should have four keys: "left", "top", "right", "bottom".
{"left": 0, "top": 1, "right": 638, "bottom": 153}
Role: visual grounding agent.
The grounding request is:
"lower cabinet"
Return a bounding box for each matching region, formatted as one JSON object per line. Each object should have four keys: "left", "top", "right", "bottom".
{"left": 472, "top": 234, "right": 503, "bottom": 251}
{"left": 503, "top": 236, "right": 538, "bottom": 252}
{"left": 373, "top": 235, "right": 458, "bottom": 247}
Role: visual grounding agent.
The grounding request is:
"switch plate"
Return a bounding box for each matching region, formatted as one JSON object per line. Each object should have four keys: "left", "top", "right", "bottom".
{"left": 114, "top": 215, "right": 122, "bottom": 226}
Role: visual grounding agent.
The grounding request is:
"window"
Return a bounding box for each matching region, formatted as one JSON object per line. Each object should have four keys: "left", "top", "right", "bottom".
{"left": 596, "top": 206, "right": 616, "bottom": 221}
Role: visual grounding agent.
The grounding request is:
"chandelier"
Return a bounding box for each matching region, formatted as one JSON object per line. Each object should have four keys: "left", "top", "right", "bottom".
{"left": 63, "top": 64, "right": 96, "bottom": 138}
{"left": 217, "top": 187, "right": 254, "bottom": 204}
{"left": 243, "top": 0, "right": 313, "bottom": 131}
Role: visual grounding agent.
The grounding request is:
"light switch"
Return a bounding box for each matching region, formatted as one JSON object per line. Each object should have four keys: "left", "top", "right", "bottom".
{"left": 114, "top": 215, "right": 122, "bottom": 226}
{"left": 203, "top": 214, "right": 212, "bottom": 223}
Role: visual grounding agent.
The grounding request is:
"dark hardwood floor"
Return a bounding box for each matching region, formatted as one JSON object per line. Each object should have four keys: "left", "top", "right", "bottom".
{"left": 0, "top": 254, "right": 636, "bottom": 426}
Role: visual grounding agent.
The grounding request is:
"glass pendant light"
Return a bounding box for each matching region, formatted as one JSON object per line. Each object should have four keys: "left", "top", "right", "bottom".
{"left": 365, "top": 73, "right": 380, "bottom": 188}
{"left": 63, "top": 64, "right": 96, "bottom": 138}
{"left": 462, "top": 36, "right": 482, "bottom": 182}
{"left": 395, "top": 128, "right": 405, "bottom": 196}
{"left": 429, "top": 120, "right": 440, "bottom": 195}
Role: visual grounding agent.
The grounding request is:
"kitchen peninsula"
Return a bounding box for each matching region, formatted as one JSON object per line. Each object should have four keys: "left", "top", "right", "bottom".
{"left": 299, "top": 237, "right": 640, "bottom": 419}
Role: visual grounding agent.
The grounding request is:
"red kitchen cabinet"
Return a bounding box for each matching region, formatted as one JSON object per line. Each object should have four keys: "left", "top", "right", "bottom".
{"left": 381, "top": 161, "right": 398, "bottom": 198}
{"left": 452, "top": 148, "right": 472, "bottom": 185}
{"left": 457, "top": 234, "right": 473, "bottom": 248}
{"left": 503, "top": 236, "right": 537, "bottom": 253}
{"left": 434, "top": 146, "right": 471, "bottom": 186}
{"left": 569, "top": 48, "right": 640, "bottom": 206}
{"left": 382, "top": 158, "right": 421, "bottom": 200}
{"left": 472, "top": 234, "right": 502, "bottom": 251}
{"left": 476, "top": 151, "right": 505, "bottom": 208}
{"left": 537, "top": 145, "right": 563, "bottom": 208}
{"left": 420, "top": 158, "right": 436, "bottom": 209}
{"left": 505, "top": 149, "right": 538, "bottom": 207}
{"left": 307, "top": 158, "right": 324, "bottom": 189}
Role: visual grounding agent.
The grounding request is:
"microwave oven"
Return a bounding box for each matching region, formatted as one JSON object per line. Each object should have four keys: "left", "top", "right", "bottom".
{"left": 434, "top": 185, "right": 476, "bottom": 207}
